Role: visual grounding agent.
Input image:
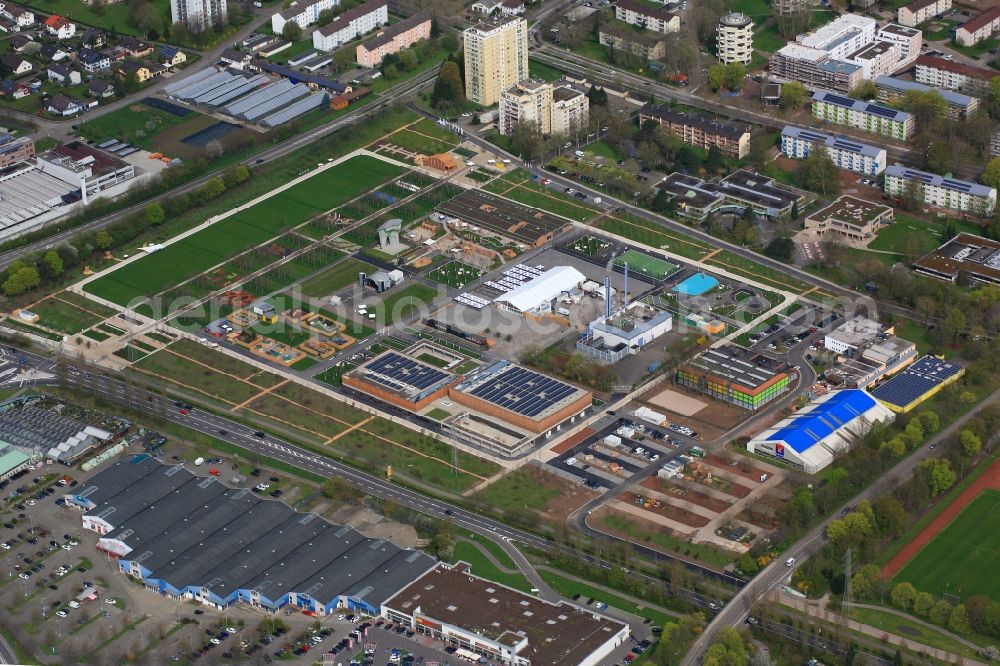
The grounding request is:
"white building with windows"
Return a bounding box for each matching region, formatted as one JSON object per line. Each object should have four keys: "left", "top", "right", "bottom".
{"left": 717, "top": 13, "right": 753, "bottom": 66}
{"left": 312, "top": 0, "right": 388, "bottom": 51}
{"left": 796, "top": 14, "right": 877, "bottom": 60}
{"left": 877, "top": 23, "right": 921, "bottom": 69}
{"left": 780, "top": 126, "right": 886, "bottom": 175}
{"left": 884, "top": 165, "right": 996, "bottom": 215}
{"left": 171, "top": 0, "right": 227, "bottom": 31}
{"left": 272, "top": 0, "right": 336, "bottom": 34}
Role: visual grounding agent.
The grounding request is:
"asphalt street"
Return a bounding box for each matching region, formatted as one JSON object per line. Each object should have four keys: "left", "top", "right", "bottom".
{"left": 679, "top": 383, "right": 1000, "bottom": 666}
{"left": 1, "top": 345, "right": 738, "bottom": 613}
{"left": 0, "top": 68, "right": 438, "bottom": 274}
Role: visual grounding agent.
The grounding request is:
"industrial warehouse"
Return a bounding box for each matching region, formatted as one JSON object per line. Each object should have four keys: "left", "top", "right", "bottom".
{"left": 68, "top": 457, "right": 437, "bottom": 615}
{"left": 382, "top": 562, "right": 630, "bottom": 666}
{"left": 747, "top": 389, "right": 895, "bottom": 473}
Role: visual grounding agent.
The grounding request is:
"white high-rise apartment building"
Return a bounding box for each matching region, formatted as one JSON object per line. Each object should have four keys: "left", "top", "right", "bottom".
{"left": 796, "top": 14, "right": 877, "bottom": 60}
{"left": 463, "top": 15, "right": 528, "bottom": 106}
{"left": 717, "top": 13, "right": 753, "bottom": 66}
{"left": 172, "top": 0, "right": 227, "bottom": 31}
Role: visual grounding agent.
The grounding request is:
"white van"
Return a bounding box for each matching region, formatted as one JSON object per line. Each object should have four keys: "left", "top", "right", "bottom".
{"left": 194, "top": 457, "right": 205, "bottom": 466}
{"left": 574, "top": 150, "right": 585, "bottom": 158}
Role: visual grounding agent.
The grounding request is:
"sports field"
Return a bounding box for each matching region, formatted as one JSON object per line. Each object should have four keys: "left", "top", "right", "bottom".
{"left": 613, "top": 249, "right": 678, "bottom": 281}
{"left": 893, "top": 488, "right": 1000, "bottom": 601}
{"left": 84, "top": 155, "right": 405, "bottom": 307}
{"left": 426, "top": 262, "right": 482, "bottom": 289}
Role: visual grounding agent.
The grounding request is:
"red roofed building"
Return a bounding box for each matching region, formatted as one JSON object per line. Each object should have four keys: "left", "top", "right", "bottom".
{"left": 44, "top": 14, "right": 76, "bottom": 39}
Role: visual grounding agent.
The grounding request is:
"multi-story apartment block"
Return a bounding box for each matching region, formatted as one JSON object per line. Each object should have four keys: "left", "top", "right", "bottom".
{"left": 897, "top": 0, "right": 951, "bottom": 27}
{"left": 551, "top": 86, "right": 589, "bottom": 136}
{"left": 717, "top": 13, "right": 753, "bottom": 66}
{"left": 614, "top": 0, "right": 679, "bottom": 34}
{"left": 769, "top": 44, "right": 863, "bottom": 93}
{"left": 463, "top": 15, "right": 528, "bottom": 106}
{"left": 877, "top": 23, "right": 921, "bottom": 69}
{"left": 875, "top": 76, "right": 979, "bottom": 118}
{"left": 846, "top": 41, "right": 898, "bottom": 80}
{"left": 499, "top": 79, "right": 553, "bottom": 135}
{"left": 884, "top": 165, "right": 996, "bottom": 215}
{"left": 811, "top": 90, "right": 914, "bottom": 140}
{"left": 780, "top": 126, "right": 887, "bottom": 175}
{"left": 355, "top": 13, "right": 431, "bottom": 67}
{"left": 171, "top": 0, "right": 227, "bottom": 31}
{"left": 796, "top": 14, "right": 877, "bottom": 59}
{"left": 597, "top": 22, "right": 666, "bottom": 60}
{"left": 956, "top": 6, "right": 1000, "bottom": 46}
{"left": 271, "top": 0, "right": 336, "bottom": 34}
{"left": 312, "top": 0, "right": 387, "bottom": 51}
{"left": 639, "top": 105, "right": 750, "bottom": 158}
{"left": 499, "top": 79, "right": 589, "bottom": 136}
{"left": 914, "top": 55, "right": 996, "bottom": 96}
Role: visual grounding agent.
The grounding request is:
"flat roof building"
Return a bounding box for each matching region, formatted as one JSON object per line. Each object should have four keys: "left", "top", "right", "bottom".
{"left": 0, "top": 445, "right": 29, "bottom": 482}
{"left": 382, "top": 561, "right": 630, "bottom": 666}
{"left": 677, "top": 346, "right": 792, "bottom": 411}
{"left": 913, "top": 232, "right": 1000, "bottom": 284}
{"left": 343, "top": 349, "right": 460, "bottom": 411}
{"left": 780, "top": 126, "right": 887, "bottom": 176}
{"left": 717, "top": 12, "right": 753, "bottom": 66}
{"left": 499, "top": 79, "right": 553, "bottom": 135}
{"left": 769, "top": 44, "right": 863, "bottom": 93}
{"left": 796, "top": 14, "right": 877, "bottom": 59}
{"left": 748, "top": 389, "right": 895, "bottom": 473}
{"left": 76, "top": 457, "right": 436, "bottom": 615}
{"left": 804, "top": 195, "right": 894, "bottom": 243}
{"left": 463, "top": 15, "right": 528, "bottom": 106}
{"left": 656, "top": 169, "right": 804, "bottom": 220}
{"left": 578, "top": 302, "right": 673, "bottom": 363}
{"left": 870, "top": 356, "right": 964, "bottom": 412}
{"left": 884, "top": 165, "right": 996, "bottom": 215}
{"left": 449, "top": 361, "right": 591, "bottom": 434}
{"left": 493, "top": 265, "right": 585, "bottom": 314}
{"left": 0, "top": 133, "right": 33, "bottom": 168}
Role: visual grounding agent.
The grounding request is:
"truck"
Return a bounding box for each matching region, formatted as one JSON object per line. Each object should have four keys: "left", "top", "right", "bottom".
{"left": 689, "top": 446, "right": 706, "bottom": 458}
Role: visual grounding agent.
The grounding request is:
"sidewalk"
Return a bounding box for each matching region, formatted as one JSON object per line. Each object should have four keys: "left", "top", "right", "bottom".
{"left": 777, "top": 592, "right": 989, "bottom": 665}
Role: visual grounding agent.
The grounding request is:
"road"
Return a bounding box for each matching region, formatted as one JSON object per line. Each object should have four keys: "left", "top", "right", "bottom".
{"left": 1, "top": 344, "right": 738, "bottom": 611}
{"left": 0, "top": 65, "right": 438, "bottom": 273}
{"left": 679, "top": 384, "right": 1000, "bottom": 665}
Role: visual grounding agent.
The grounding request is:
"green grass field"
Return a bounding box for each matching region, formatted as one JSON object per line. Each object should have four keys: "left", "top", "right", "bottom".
{"left": 84, "top": 155, "right": 405, "bottom": 306}
{"left": 585, "top": 141, "right": 623, "bottom": 161}
{"left": 426, "top": 261, "right": 482, "bottom": 289}
{"left": 299, "top": 258, "right": 375, "bottom": 298}
{"left": 893, "top": 489, "right": 1000, "bottom": 601}
{"left": 373, "top": 283, "right": 439, "bottom": 324}
{"left": 78, "top": 104, "right": 194, "bottom": 149}
{"left": 21, "top": 0, "right": 170, "bottom": 36}
{"left": 29, "top": 295, "right": 113, "bottom": 334}
{"left": 613, "top": 249, "right": 679, "bottom": 281}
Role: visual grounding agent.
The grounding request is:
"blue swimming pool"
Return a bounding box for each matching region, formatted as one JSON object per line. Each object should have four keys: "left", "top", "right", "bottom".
{"left": 672, "top": 272, "right": 719, "bottom": 296}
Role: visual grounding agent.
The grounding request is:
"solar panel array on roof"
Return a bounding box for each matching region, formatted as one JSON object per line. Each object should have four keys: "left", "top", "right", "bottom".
{"left": 170, "top": 70, "right": 233, "bottom": 100}
{"left": 261, "top": 93, "right": 326, "bottom": 127}
{"left": 767, "top": 390, "right": 876, "bottom": 452}
{"left": 239, "top": 83, "right": 310, "bottom": 120}
{"left": 361, "top": 351, "right": 450, "bottom": 394}
{"left": 163, "top": 66, "right": 215, "bottom": 94}
{"left": 867, "top": 104, "right": 900, "bottom": 119}
{"left": 199, "top": 74, "right": 268, "bottom": 107}
{"left": 869, "top": 356, "right": 963, "bottom": 408}
{"left": 224, "top": 79, "right": 295, "bottom": 116}
{"left": 465, "top": 364, "right": 578, "bottom": 418}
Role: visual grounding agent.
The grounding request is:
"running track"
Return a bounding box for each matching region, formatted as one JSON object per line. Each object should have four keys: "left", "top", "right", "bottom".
{"left": 883, "top": 457, "right": 1000, "bottom": 579}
